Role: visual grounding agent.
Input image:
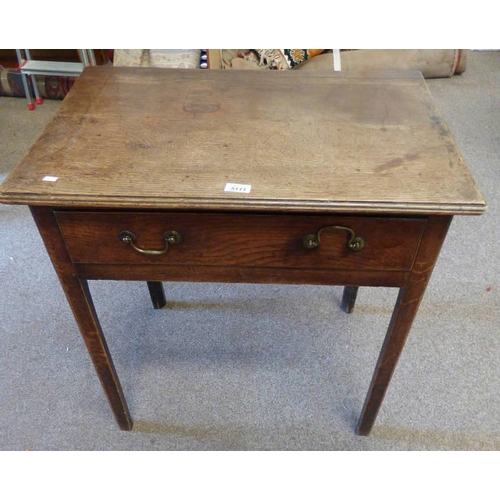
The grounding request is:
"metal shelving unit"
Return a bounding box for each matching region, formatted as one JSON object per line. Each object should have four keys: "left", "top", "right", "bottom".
{"left": 16, "top": 49, "right": 95, "bottom": 110}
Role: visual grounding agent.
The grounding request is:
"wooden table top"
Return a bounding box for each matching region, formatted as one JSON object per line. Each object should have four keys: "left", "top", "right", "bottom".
{"left": 0, "top": 66, "right": 486, "bottom": 215}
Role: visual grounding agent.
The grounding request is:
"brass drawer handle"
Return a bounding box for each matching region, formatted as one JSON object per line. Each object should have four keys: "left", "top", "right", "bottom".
{"left": 118, "top": 230, "right": 182, "bottom": 255}
{"left": 302, "top": 225, "right": 365, "bottom": 251}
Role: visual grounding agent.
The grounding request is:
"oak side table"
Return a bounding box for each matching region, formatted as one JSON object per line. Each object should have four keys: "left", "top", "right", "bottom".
{"left": 0, "top": 67, "right": 486, "bottom": 435}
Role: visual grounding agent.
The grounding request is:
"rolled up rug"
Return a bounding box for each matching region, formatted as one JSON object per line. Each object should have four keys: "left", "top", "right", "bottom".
{"left": 0, "top": 66, "right": 78, "bottom": 99}
{"left": 113, "top": 49, "right": 202, "bottom": 69}
{"left": 295, "top": 49, "right": 468, "bottom": 77}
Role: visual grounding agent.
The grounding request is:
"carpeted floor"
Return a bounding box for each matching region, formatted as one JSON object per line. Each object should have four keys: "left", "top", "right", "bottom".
{"left": 0, "top": 51, "right": 499, "bottom": 450}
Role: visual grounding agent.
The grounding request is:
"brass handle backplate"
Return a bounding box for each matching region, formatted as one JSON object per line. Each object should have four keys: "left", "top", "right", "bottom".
{"left": 118, "top": 230, "right": 182, "bottom": 255}
{"left": 302, "top": 225, "right": 365, "bottom": 251}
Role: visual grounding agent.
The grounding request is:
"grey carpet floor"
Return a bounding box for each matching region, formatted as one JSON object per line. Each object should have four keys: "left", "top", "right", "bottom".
{"left": 0, "top": 51, "right": 499, "bottom": 450}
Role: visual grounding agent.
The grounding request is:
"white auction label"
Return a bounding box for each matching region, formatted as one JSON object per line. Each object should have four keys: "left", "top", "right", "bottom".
{"left": 224, "top": 183, "right": 251, "bottom": 194}
{"left": 42, "top": 176, "right": 59, "bottom": 182}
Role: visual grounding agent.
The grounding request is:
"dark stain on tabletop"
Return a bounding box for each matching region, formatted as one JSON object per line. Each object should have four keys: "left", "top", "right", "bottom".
{"left": 374, "top": 153, "right": 420, "bottom": 173}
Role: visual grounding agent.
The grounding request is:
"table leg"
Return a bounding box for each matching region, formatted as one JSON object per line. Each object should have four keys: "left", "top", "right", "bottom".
{"left": 147, "top": 281, "right": 167, "bottom": 309}
{"left": 30, "top": 207, "right": 133, "bottom": 431}
{"left": 341, "top": 286, "right": 359, "bottom": 313}
{"left": 356, "top": 216, "right": 453, "bottom": 436}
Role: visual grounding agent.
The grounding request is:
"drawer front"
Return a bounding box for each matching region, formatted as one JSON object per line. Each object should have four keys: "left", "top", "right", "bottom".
{"left": 55, "top": 211, "right": 426, "bottom": 271}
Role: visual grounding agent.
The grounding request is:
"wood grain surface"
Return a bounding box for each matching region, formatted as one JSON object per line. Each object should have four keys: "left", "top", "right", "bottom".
{"left": 55, "top": 211, "right": 426, "bottom": 271}
{"left": 0, "top": 67, "right": 486, "bottom": 215}
{"left": 356, "top": 215, "right": 453, "bottom": 435}
{"left": 29, "top": 206, "right": 133, "bottom": 430}
{"left": 74, "top": 263, "right": 409, "bottom": 288}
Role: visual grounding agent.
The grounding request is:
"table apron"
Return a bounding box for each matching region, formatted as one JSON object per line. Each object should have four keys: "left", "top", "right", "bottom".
{"left": 75, "top": 263, "right": 409, "bottom": 288}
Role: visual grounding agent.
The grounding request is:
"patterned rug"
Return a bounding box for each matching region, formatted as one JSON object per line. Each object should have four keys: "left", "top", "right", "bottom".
{"left": 0, "top": 66, "right": 77, "bottom": 99}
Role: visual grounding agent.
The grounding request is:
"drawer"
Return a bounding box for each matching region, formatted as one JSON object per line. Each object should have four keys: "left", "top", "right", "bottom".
{"left": 55, "top": 211, "right": 426, "bottom": 271}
